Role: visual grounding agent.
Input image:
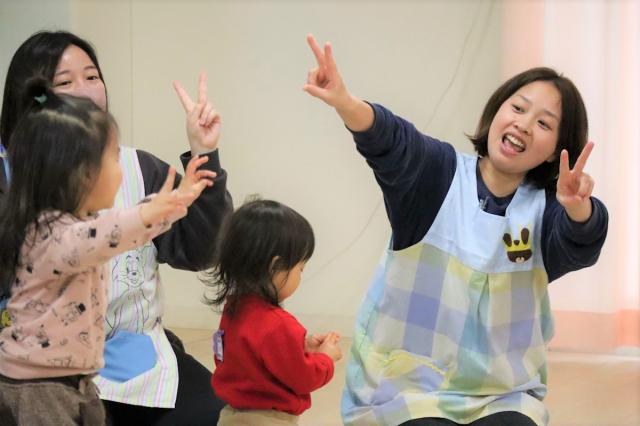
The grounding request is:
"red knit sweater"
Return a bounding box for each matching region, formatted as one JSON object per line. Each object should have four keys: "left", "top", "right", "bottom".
{"left": 211, "top": 295, "right": 334, "bottom": 415}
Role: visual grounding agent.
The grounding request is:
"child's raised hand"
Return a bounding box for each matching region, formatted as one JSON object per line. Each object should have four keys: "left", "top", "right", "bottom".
{"left": 317, "top": 331, "right": 342, "bottom": 362}
{"left": 176, "top": 155, "right": 216, "bottom": 207}
{"left": 303, "top": 34, "right": 351, "bottom": 109}
{"left": 556, "top": 141, "right": 595, "bottom": 222}
{"left": 139, "top": 167, "right": 194, "bottom": 227}
{"left": 173, "top": 72, "right": 222, "bottom": 156}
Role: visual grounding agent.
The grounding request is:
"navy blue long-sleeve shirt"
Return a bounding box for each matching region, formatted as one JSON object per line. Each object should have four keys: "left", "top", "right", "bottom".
{"left": 352, "top": 103, "right": 608, "bottom": 282}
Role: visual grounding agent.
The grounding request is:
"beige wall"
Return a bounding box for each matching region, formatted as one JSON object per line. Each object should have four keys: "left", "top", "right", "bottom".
{"left": 1, "top": 0, "right": 502, "bottom": 335}
{"left": 0, "top": 0, "right": 71, "bottom": 90}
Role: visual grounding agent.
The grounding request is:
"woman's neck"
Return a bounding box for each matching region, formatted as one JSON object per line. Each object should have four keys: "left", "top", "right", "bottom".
{"left": 478, "top": 157, "right": 525, "bottom": 197}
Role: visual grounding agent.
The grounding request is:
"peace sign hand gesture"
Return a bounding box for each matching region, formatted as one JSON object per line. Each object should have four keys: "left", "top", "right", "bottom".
{"left": 173, "top": 72, "right": 221, "bottom": 156}
{"left": 556, "top": 141, "right": 595, "bottom": 222}
{"left": 303, "top": 34, "right": 351, "bottom": 109}
{"left": 303, "top": 34, "right": 374, "bottom": 132}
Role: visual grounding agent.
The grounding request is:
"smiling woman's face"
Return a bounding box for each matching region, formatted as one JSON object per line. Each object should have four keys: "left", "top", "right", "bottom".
{"left": 52, "top": 44, "right": 107, "bottom": 111}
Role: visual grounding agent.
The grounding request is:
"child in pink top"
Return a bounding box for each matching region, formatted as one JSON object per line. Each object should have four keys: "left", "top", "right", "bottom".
{"left": 0, "top": 82, "right": 214, "bottom": 425}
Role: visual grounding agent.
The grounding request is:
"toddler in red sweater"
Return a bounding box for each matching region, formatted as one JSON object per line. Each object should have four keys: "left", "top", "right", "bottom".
{"left": 205, "top": 198, "right": 342, "bottom": 425}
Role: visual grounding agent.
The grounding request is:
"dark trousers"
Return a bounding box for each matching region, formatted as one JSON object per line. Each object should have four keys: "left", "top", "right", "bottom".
{"left": 400, "top": 411, "right": 537, "bottom": 426}
{"left": 0, "top": 373, "right": 104, "bottom": 426}
{"left": 104, "top": 331, "right": 224, "bottom": 426}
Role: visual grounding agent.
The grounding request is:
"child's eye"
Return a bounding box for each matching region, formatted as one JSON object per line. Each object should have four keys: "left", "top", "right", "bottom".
{"left": 512, "top": 104, "right": 524, "bottom": 113}
{"left": 54, "top": 80, "right": 71, "bottom": 87}
{"left": 87, "top": 75, "right": 101, "bottom": 81}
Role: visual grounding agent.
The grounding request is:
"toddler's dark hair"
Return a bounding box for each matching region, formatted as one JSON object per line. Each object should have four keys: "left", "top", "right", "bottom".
{"left": 203, "top": 198, "right": 315, "bottom": 316}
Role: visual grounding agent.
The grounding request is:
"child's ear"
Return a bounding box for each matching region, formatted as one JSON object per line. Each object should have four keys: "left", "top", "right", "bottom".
{"left": 80, "top": 164, "right": 97, "bottom": 185}
{"left": 269, "top": 256, "right": 281, "bottom": 274}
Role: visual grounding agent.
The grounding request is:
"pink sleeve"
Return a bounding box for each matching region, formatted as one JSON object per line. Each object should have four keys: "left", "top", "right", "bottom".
{"left": 32, "top": 206, "right": 167, "bottom": 276}
{"left": 260, "top": 316, "right": 334, "bottom": 395}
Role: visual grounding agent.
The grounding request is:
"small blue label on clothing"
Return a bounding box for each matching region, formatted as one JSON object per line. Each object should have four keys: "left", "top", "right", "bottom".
{"left": 213, "top": 329, "right": 224, "bottom": 362}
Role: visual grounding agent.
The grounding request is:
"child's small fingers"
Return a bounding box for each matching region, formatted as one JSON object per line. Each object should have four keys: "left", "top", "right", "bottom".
{"left": 161, "top": 167, "right": 177, "bottom": 193}
{"left": 196, "top": 170, "right": 216, "bottom": 180}
{"left": 327, "top": 332, "right": 340, "bottom": 342}
{"left": 186, "top": 155, "right": 208, "bottom": 175}
{"left": 175, "top": 191, "right": 196, "bottom": 205}
{"left": 190, "top": 180, "right": 209, "bottom": 197}
{"left": 195, "top": 155, "right": 209, "bottom": 167}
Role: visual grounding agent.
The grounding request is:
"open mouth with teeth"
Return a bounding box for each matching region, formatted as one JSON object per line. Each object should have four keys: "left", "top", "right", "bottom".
{"left": 503, "top": 133, "right": 525, "bottom": 153}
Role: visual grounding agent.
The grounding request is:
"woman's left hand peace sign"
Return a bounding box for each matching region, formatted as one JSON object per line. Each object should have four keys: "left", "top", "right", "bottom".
{"left": 173, "top": 72, "right": 221, "bottom": 156}
{"left": 556, "top": 141, "right": 595, "bottom": 222}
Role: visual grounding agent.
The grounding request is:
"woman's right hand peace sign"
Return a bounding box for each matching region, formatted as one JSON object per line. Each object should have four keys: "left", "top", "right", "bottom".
{"left": 303, "top": 34, "right": 351, "bottom": 109}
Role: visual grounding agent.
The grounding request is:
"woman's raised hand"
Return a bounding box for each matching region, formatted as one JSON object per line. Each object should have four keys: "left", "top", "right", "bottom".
{"left": 173, "top": 72, "right": 221, "bottom": 156}
{"left": 303, "top": 34, "right": 374, "bottom": 132}
{"left": 303, "top": 34, "right": 350, "bottom": 109}
{"left": 556, "top": 141, "right": 595, "bottom": 222}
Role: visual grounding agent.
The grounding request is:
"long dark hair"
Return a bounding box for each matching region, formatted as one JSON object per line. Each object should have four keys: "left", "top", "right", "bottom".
{"left": 468, "top": 67, "right": 588, "bottom": 189}
{"left": 1, "top": 30, "right": 107, "bottom": 148}
{"left": 0, "top": 80, "right": 116, "bottom": 296}
{"left": 204, "top": 198, "right": 315, "bottom": 316}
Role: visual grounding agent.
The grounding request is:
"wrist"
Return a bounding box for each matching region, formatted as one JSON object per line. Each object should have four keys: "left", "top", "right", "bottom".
{"left": 190, "top": 145, "right": 218, "bottom": 157}
{"left": 565, "top": 198, "right": 593, "bottom": 223}
{"left": 337, "top": 95, "right": 374, "bottom": 132}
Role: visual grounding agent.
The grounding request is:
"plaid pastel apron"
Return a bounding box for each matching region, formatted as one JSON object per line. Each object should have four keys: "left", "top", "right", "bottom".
{"left": 342, "top": 153, "right": 552, "bottom": 425}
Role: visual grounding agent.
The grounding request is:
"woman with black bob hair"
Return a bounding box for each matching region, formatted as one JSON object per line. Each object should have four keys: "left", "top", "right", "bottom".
{"left": 0, "top": 30, "right": 232, "bottom": 425}
{"left": 468, "top": 66, "right": 589, "bottom": 190}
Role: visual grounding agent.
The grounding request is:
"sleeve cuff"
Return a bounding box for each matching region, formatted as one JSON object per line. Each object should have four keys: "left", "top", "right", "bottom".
{"left": 348, "top": 101, "right": 380, "bottom": 138}
{"left": 562, "top": 197, "right": 606, "bottom": 239}
{"left": 349, "top": 103, "right": 394, "bottom": 157}
{"left": 180, "top": 149, "right": 222, "bottom": 173}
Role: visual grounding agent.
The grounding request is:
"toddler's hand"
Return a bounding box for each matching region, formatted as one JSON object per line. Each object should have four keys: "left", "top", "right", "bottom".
{"left": 176, "top": 155, "right": 215, "bottom": 207}
{"left": 318, "top": 331, "right": 342, "bottom": 362}
{"left": 305, "top": 333, "right": 328, "bottom": 353}
{"left": 139, "top": 167, "right": 194, "bottom": 227}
